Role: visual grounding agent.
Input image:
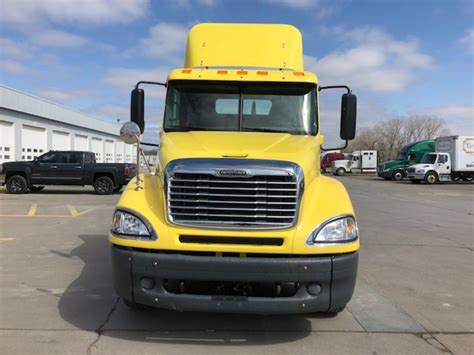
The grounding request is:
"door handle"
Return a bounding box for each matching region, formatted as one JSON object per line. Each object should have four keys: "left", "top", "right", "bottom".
{"left": 51, "top": 166, "right": 58, "bottom": 169}
{"left": 74, "top": 166, "right": 82, "bottom": 169}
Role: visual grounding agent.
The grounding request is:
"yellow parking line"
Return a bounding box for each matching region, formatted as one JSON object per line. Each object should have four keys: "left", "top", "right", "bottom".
{"left": 27, "top": 203, "right": 38, "bottom": 217}
{"left": 0, "top": 214, "right": 72, "bottom": 218}
{"left": 0, "top": 237, "right": 14, "bottom": 241}
{"left": 76, "top": 205, "right": 104, "bottom": 216}
{"left": 67, "top": 205, "right": 79, "bottom": 217}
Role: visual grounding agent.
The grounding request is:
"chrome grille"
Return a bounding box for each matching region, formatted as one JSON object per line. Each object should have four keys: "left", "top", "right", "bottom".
{"left": 407, "top": 167, "right": 416, "bottom": 173}
{"left": 166, "top": 159, "right": 303, "bottom": 229}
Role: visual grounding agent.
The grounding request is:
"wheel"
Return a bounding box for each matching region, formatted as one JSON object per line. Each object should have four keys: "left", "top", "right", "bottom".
{"left": 424, "top": 171, "right": 438, "bottom": 185}
{"left": 94, "top": 176, "right": 115, "bottom": 195}
{"left": 122, "top": 298, "right": 147, "bottom": 310}
{"left": 335, "top": 168, "right": 346, "bottom": 176}
{"left": 462, "top": 177, "right": 473, "bottom": 182}
{"left": 30, "top": 186, "right": 45, "bottom": 192}
{"left": 410, "top": 179, "right": 421, "bottom": 184}
{"left": 323, "top": 306, "right": 346, "bottom": 317}
{"left": 6, "top": 175, "right": 28, "bottom": 194}
{"left": 392, "top": 170, "right": 404, "bottom": 181}
{"left": 113, "top": 185, "right": 123, "bottom": 193}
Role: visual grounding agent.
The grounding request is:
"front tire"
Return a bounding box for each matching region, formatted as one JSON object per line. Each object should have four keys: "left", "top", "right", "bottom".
{"left": 335, "top": 168, "right": 346, "bottom": 176}
{"left": 323, "top": 305, "right": 346, "bottom": 317}
{"left": 424, "top": 171, "right": 438, "bottom": 185}
{"left": 6, "top": 175, "right": 28, "bottom": 194}
{"left": 392, "top": 170, "right": 404, "bottom": 181}
{"left": 94, "top": 176, "right": 115, "bottom": 195}
{"left": 122, "top": 298, "right": 147, "bottom": 310}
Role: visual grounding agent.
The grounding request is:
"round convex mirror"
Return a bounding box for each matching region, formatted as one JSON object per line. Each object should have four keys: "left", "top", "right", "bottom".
{"left": 120, "top": 122, "right": 141, "bottom": 144}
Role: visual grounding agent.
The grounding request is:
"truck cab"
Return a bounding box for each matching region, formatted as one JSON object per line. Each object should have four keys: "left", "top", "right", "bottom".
{"left": 109, "top": 23, "right": 359, "bottom": 315}
{"left": 378, "top": 140, "right": 435, "bottom": 181}
{"left": 407, "top": 153, "right": 451, "bottom": 184}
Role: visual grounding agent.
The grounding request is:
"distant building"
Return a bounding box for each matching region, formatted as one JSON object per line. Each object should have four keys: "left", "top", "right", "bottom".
{"left": 0, "top": 85, "right": 136, "bottom": 164}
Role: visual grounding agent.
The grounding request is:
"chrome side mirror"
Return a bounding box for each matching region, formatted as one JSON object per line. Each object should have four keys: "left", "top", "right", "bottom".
{"left": 119, "top": 122, "right": 143, "bottom": 190}
{"left": 120, "top": 122, "right": 141, "bottom": 144}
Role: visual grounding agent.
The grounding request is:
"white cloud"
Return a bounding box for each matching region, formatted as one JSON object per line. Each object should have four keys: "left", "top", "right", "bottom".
{"left": 176, "top": 0, "right": 217, "bottom": 6}
{"left": 458, "top": 28, "right": 474, "bottom": 54}
{"left": 0, "top": 0, "right": 149, "bottom": 27}
{"left": 0, "top": 38, "right": 35, "bottom": 58}
{"left": 0, "top": 59, "right": 31, "bottom": 75}
{"left": 305, "top": 27, "right": 433, "bottom": 93}
{"left": 414, "top": 104, "right": 474, "bottom": 134}
{"left": 102, "top": 67, "right": 170, "bottom": 98}
{"left": 29, "top": 29, "right": 87, "bottom": 48}
{"left": 140, "top": 23, "right": 188, "bottom": 64}
{"left": 265, "top": 0, "right": 319, "bottom": 9}
{"left": 35, "top": 88, "right": 98, "bottom": 103}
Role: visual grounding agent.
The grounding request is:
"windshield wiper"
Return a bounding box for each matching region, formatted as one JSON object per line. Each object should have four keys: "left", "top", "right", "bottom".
{"left": 241, "top": 127, "right": 297, "bottom": 134}
{"left": 167, "top": 126, "right": 208, "bottom": 132}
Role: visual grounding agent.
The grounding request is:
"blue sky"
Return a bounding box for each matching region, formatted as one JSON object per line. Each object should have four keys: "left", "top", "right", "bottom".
{"left": 1, "top": 0, "right": 473, "bottom": 144}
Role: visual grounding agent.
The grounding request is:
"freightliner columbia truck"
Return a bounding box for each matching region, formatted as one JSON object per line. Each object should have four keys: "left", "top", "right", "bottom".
{"left": 110, "top": 23, "right": 359, "bottom": 315}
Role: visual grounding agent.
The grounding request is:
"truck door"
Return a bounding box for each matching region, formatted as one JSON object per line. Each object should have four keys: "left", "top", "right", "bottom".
{"left": 31, "top": 151, "right": 61, "bottom": 184}
{"left": 436, "top": 154, "right": 451, "bottom": 176}
{"left": 55, "top": 152, "right": 84, "bottom": 185}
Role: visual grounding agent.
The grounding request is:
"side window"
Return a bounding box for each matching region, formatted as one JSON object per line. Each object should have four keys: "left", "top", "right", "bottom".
{"left": 39, "top": 152, "right": 60, "bottom": 163}
{"left": 84, "top": 154, "right": 93, "bottom": 164}
{"left": 407, "top": 153, "right": 416, "bottom": 161}
{"left": 438, "top": 155, "right": 447, "bottom": 164}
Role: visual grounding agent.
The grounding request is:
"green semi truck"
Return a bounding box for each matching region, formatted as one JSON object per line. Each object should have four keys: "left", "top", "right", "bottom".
{"left": 377, "top": 140, "right": 435, "bottom": 181}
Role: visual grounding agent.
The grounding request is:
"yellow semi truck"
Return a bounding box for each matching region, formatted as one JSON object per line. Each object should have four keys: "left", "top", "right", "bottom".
{"left": 110, "top": 23, "right": 359, "bottom": 315}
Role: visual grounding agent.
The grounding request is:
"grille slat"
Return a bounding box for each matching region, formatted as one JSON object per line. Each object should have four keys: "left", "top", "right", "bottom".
{"left": 167, "top": 168, "right": 300, "bottom": 229}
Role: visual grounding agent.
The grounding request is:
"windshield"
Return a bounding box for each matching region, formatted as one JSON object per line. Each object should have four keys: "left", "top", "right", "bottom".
{"left": 420, "top": 154, "right": 437, "bottom": 164}
{"left": 163, "top": 81, "right": 317, "bottom": 135}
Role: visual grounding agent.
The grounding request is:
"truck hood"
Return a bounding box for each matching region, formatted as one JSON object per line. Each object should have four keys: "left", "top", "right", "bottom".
{"left": 159, "top": 131, "right": 321, "bottom": 182}
{"left": 409, "top": 163, "right": 433, "bottom": 170}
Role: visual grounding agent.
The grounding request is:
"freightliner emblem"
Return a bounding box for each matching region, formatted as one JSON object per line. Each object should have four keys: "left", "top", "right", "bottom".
{"left": 216, "top": 169, "right": 252, "bottom": 177}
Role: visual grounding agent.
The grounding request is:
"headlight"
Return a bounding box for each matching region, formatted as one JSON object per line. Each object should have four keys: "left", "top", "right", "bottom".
{"left": 306, "top": 215, "right": 358, "bottom": 246}
{"left": 111, "top": 210, "right": 155, "bottom": 239}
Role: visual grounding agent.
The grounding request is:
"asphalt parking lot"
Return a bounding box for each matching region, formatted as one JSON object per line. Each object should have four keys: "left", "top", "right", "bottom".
{"left": 0, "top": 176, "right": 473, "bottom": 354}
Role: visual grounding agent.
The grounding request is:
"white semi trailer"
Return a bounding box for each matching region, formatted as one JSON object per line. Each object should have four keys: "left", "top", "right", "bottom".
{"left": 407, "top": 135, "right": 474, "bottom": 184}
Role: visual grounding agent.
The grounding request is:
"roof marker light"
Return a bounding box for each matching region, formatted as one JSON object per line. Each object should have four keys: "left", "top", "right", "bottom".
{"left": 237, "top": 70, "right": 248, "bottom": 75}
{"left": 293, "top": 71, "right": 305, "bottom": 76}
{"left": 257, "top": 71, "right": 268, "bottom": 75}
{"left": 217, "top": 70, "right": 228, "bottom": 74}
{"left": 181, "top": 69, "right": 192, "bottom": 73}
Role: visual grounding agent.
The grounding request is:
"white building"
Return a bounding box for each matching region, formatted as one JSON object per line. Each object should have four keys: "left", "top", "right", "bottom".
{"left": 0, "top": 85, "right": 136, "bottom": 164}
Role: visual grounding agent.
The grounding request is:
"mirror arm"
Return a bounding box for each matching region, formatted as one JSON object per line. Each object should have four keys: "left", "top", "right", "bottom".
{"left": 319, "top": 85, "right": 352, "bottom": 94}
{"left": 141, "top": 142, "right": 159, "bottom": 147}
{"left": 135, "top": 81, "right": 167, "bottom": 89}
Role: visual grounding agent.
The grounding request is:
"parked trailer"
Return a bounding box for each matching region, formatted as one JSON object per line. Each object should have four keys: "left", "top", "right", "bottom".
{"left": 332, "top": 150, "right": 377, "bottom": 176}
{"left": 407, "top": 136, "right": 474, "bottom": 184}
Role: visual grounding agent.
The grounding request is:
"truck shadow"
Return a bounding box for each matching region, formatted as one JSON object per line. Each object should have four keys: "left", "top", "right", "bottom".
{"left": 57, "top": 235, "right": 315, "bottom": 346}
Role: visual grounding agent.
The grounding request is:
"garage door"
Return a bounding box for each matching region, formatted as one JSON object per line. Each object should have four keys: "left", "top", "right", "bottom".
{"left": 74, "top": 134, "right": 89, "bottom": 151}
{"left": 52, "top": 130, "right": 71, "bottom": 150}
{"left": 22, "top": 125, "right": 46, "bottom": 160}
{"left": 115, "top": 141, "right": 124, "bottom": 162}
{"left": 125, "top": 144, "right": 134, "bottom": 163}
{"left": 105, "top": 140, "right": 114, "bottom": 163}
{"left": 0, "top": 120, "right": 14, "bottom": 163}
{"left": 91, "top": 138, "right": 103, "bottom": 162}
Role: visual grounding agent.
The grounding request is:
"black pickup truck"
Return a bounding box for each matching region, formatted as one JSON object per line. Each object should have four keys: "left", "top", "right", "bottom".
{"left": 0, "top": 151, "right": 136, "bottom": 194}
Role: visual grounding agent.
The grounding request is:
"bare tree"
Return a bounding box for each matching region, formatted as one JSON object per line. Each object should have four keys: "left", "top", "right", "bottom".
{"left": 346, "top": 116, "right": 450, "bottom": 162}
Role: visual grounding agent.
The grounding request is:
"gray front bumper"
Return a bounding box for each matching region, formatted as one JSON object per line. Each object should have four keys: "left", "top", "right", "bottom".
{"left": 111, "top": 246, "right": 358, "bottom": 314}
